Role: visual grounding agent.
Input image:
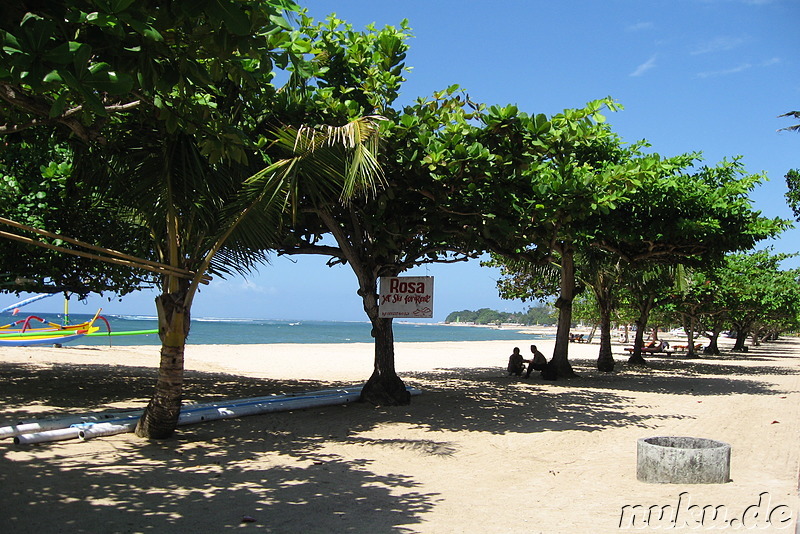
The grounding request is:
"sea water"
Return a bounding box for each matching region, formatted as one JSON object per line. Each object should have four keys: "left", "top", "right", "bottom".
{"left": 0, "top": 312, "right": 551, "bottom": 346}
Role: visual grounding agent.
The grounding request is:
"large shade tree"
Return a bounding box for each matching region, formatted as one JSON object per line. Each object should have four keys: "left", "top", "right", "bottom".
{"left": 711, "top": 250, "right": 800, "bottom": 351}
{"left": 254, "top": 17, "right": 501, "bottom": 405}
{"left": 0, "top": 1, "right": 385, "bottom": 438}
{"left": 483, "top": 107, "right": 719, "bottom": 378}
{"left": 490, "top": 146, "right": 786, "bottom": 374}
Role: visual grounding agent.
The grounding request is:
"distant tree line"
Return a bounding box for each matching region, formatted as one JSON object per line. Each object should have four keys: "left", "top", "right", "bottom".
{"left": 445, "top": 305, "right": 556, "bottom": 326}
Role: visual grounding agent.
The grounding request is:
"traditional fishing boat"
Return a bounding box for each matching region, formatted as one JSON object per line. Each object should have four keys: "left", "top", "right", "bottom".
{"left": 0, "top": 327, "right": 101, "bottom": 346}
{"left": 0, "top": 308, "right": 108, "bottom": 346}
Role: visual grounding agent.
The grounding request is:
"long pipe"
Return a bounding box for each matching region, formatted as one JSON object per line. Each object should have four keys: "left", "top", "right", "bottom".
{"left": 77, "top": 393, "right": 364, "bottom": 440}
{"left": 3, "top": 387, "right": 366, "bottom": 438}
{"left": 85, "top": 329, "right": 158, "bottom": 337}
{"left": 2, "top": 388, "right": 361, "bottom": 439}
{"left": 9, "top": 387, "right": 421, "bottom": 444}
{"left": 0, "top": 410, "right": 142, "bottom": 439}
{"left": 14, "top": 427, "right": 81, "bottom": 445}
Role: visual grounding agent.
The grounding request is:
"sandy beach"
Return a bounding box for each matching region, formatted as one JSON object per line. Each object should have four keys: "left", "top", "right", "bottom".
{"left": 0, "top": 333, "right": 798, "bottom": 533}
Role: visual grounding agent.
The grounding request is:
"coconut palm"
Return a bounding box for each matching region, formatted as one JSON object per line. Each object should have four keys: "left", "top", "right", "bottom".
{"left": 78, "top": 115, "right": 384, "bottom": 439}
{"left": 778, "top": 111, "right": 800, "bottom": 133}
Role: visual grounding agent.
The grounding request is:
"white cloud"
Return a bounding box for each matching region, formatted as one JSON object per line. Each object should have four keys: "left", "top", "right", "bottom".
{"left": 691, "top": 36, "right": 746, "bottom": 55}
{"left": 207, "top": 278, "right": 277, "bottom": 295}
{"left": 696, "top": 63, "right": 753, "bottom": 78}
{"left": 762, "top": 57, "right": 781, "bottom": 67}
{"left": 627, "top": 21, "right": 654, "bottom": 32}
{"left": 630, "top": 55, "right": 657, "bottom": 77}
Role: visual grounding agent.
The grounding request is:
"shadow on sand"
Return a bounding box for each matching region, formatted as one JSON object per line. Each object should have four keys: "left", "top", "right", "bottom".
{"left": 0, "top": 338, "right": 797, "bottom": 532}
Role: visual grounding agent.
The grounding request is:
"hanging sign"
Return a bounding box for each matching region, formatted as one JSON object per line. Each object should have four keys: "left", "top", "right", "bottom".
{"left": 378, "top": 276, "right": 433, "bottom": 318}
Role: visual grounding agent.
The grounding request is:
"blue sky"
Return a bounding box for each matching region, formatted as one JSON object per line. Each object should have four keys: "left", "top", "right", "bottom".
{"left": 3, "top": 0, "right": 799, "bottom": 322}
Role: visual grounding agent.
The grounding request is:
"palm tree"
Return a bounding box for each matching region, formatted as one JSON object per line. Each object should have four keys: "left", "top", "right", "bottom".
{"left": 778, "top": 111, "right": 800, "bottom": 133}
{"left": 82, "top": 116, "right": 384, "bottom": 439}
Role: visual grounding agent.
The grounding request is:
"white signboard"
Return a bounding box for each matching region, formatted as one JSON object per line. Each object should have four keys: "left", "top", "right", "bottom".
{"left": 378, "top": 276, "right": 434, "bottom": 319}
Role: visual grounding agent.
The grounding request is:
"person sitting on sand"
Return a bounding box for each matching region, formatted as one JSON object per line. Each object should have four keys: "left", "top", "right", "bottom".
{"left": 525, "top": 344, "right": 547, "bottom": 378}
{"left": 507, "top": 347, "right": 525, "bottom": 376}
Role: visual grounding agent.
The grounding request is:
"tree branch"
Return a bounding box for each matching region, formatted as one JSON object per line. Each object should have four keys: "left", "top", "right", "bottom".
{"left": 0, "top": 83, "right": 140, "bottom": 143}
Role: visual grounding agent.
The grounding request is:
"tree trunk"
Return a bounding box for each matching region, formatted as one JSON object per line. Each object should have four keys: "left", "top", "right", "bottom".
{"left": 732, "top": 324, "right": 749, "bottom": 352}
{"left": 705, "top": 328, "right": 722, "bottom": 355}
{"left": 684, "top": 315, "right": 699, "bottom": 357}
{"left": 545, "top": 246, "right": 578, "bottom": 380}
{"left": 360, "top": 316, "right": 410, "bottom": 405}
{"left": 135, "top": 290, "right": 189, "bottom": 439}
{"left": 627, "top": 296, "right": 654, "bottom": 366}
{"left": 586, "top": 324, "right": 598, "bottom": 344}
{"left": 596, "top": 290, "right": 614, "bottom": 372}
{"left": 354, "top": 271, "right": 409, "bottom": 406}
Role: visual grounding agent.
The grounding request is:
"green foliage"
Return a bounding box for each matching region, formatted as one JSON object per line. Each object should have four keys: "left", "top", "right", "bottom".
{"left": 786, "top": 169, "right": 800, "bottom": 222}
{"left": 596, "top": 156, "right": 789, "bottom": 264}
{"left": 0, "top": 131, "right": 152, "bottom": 297}
{"left": 444, "top": 305, "right": 556, "bottom": 326}
{"left": 715, "top": 249, "right": 800, "bottom": 334}
{"left": 0, "top": 0, "right": 301, "bottom": 161}
{"left": 655, "top": 249, "right": 800, "bottom": 343}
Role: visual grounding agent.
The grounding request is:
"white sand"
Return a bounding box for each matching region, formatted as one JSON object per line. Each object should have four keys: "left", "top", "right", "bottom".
{"left": 0, "top": 333, "right": 798, "bottom": 533}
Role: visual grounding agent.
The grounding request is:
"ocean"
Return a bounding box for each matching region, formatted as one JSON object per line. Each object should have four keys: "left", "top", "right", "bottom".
{"left": 1, "top": 312, "right": 552, "bottom": 346}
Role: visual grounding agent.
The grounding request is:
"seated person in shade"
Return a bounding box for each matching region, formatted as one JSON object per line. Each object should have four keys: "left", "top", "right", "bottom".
{"left": 507, "top": 347, "right": 525, "bottom": 376}
{"left": 525, "top": 344, "right": 548, "bottom": 378}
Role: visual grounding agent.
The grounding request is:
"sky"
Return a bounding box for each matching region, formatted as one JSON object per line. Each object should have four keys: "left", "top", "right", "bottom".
{"left": 2, "top": 0, "right": 799, "bottom": 322}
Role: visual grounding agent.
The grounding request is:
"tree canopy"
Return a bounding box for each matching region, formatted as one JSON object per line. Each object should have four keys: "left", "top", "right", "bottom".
{"left": 1, "top": 0, "right": 388, "bottom": 437}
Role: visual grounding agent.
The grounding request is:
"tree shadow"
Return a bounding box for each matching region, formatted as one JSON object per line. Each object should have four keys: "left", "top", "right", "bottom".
{"left": 397, "top": 367, "right": 683, "bottom": 435}
{"left": 1, "top": 340, "right": 796, "bottom": 532}
{"left": 0, "top": 359, "right": 438, "bottom": 532}
{"left": 1, "top": 417, "right": 438, "bottom": 533}
{"left": 555, "top": 351, "right": 799, "bottom": 397}
{"left": 0, "top": 361, "right": 346, "bottom": 420}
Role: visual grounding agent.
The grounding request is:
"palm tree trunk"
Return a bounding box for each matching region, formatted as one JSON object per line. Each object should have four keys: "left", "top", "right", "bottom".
{"left": 135, "top": 290, "right": 189, "bottom": 439}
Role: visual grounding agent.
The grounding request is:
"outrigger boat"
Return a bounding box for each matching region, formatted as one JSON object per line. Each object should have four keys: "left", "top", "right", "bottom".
{"left": 0, "top": 308, "right": 109, "bottom": 347}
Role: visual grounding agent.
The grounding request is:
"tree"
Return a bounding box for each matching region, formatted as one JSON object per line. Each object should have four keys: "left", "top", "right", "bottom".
{"left": 579, "top": 249, "right": 622, "bottom": 371}
{"left": 259, "top": 16, "right": 502, "bottom": 404}
{"left": 0, "top": 1, "right": 385, "bottom": 438}
{"left": 0, "top": 130, "right": 152, "bottom": 297}
{"left": 616, "top": 265, "right": 677, "bottom": 364}
{"left": 479, "top": 99, "right": 646, "bottom": 379}
{"left": 489, "top": 142, "right": 787, "bottom": 372}
{"left": 713, "top": 250, "right": 800, "bottom": 351}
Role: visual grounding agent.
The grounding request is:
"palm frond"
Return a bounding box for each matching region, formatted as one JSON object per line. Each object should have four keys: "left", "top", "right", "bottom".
{"left": 778, "top": 111, "right": 800, "bottom": 133}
